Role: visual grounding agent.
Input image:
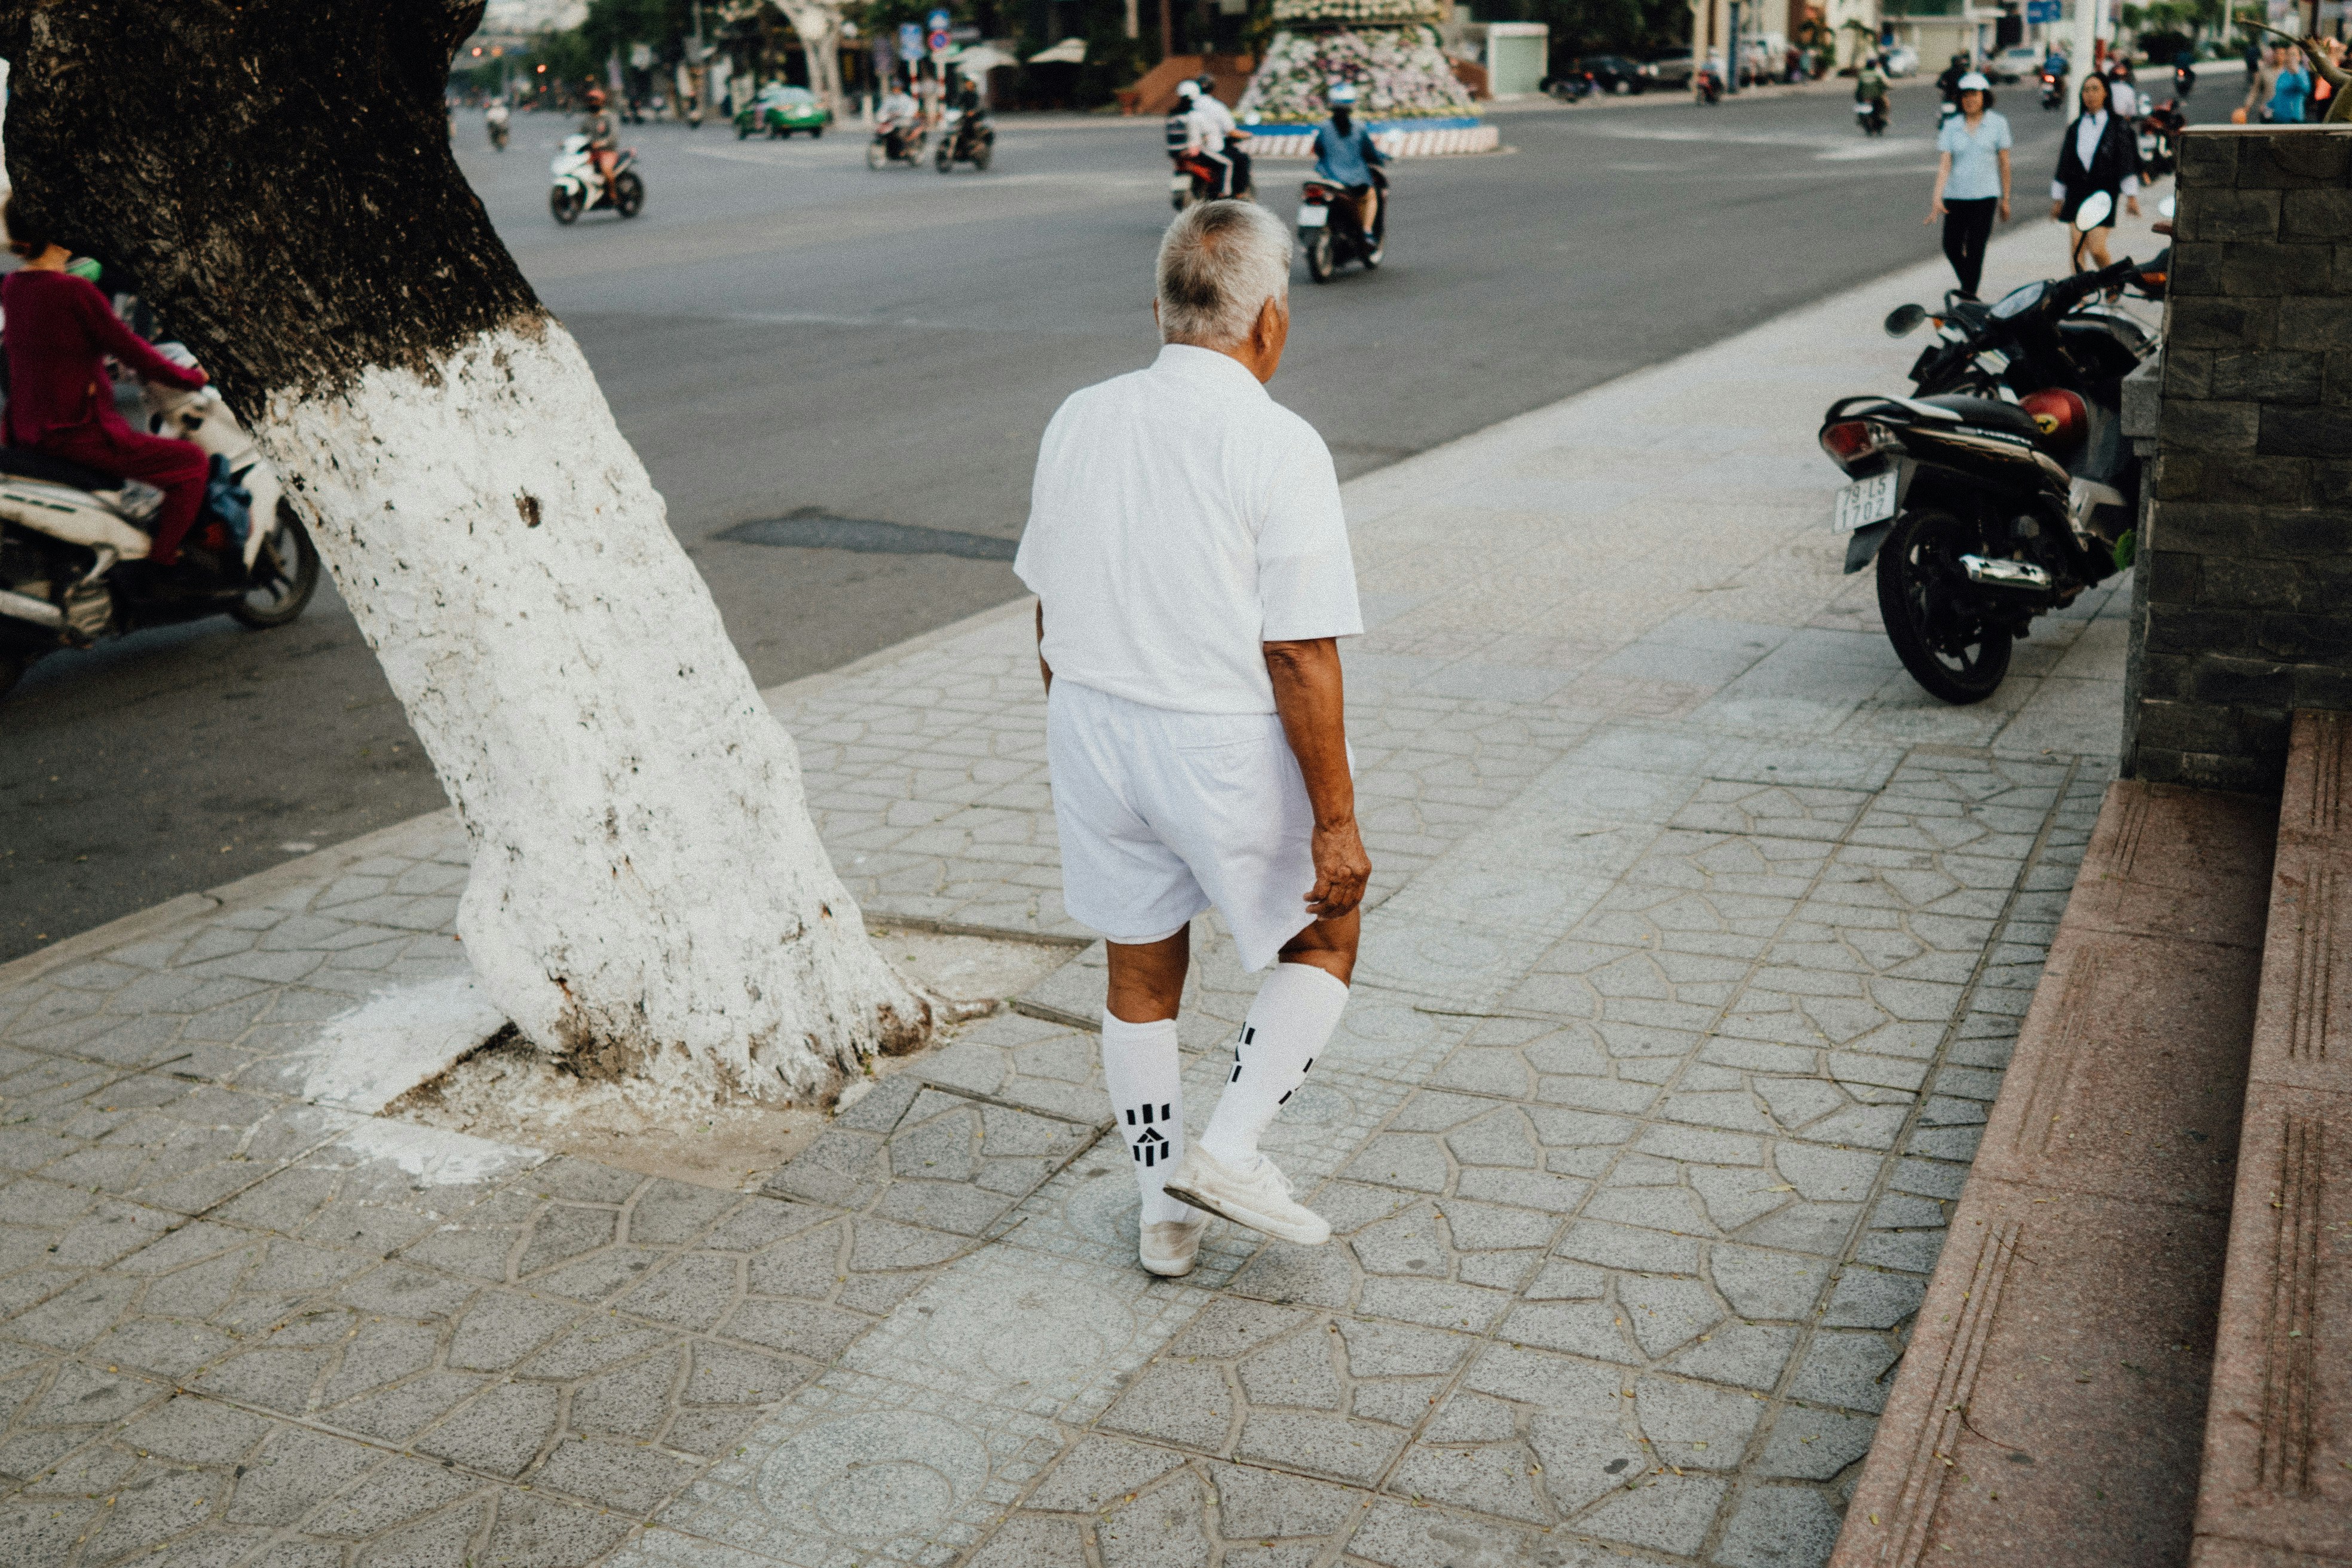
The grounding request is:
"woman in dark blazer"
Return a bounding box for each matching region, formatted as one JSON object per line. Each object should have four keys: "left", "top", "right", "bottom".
{"left": 2050, "top": 72, "right": 2142, "bottom": 270}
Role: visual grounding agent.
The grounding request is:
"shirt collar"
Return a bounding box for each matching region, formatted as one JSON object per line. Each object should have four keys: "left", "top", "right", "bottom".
{"left": 1153, "top": 342, "right": 1270, "bottom": 398}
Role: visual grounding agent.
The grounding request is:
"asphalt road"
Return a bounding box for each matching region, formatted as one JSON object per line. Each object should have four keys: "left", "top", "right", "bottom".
{"left": 2, "top": 77, "right": 2117, "bottom": 960}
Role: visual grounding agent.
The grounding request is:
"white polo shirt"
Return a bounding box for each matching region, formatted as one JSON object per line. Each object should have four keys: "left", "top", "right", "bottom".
{"left": 1014, "top": 344, "right": 1361, "bottom": 716}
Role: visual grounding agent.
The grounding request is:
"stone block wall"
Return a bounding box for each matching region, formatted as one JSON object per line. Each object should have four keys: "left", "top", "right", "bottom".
{"left": 2124, "top": 124, "right": 2352, "bottom": 792}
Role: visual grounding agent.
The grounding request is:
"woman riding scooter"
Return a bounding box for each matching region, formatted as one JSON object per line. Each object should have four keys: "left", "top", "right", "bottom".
{"left": 0, "top": 197, "right": 212, "bottom": 566}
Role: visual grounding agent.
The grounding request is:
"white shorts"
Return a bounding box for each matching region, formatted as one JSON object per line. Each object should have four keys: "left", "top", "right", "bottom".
{"left": 1046, "top": 679, "right": 1318, "bottom": 972}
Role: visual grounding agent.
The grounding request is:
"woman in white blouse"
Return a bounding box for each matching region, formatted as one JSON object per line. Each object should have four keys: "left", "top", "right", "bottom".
{"left": 2050, "top": 72, "right": 2141, "bottom": 271}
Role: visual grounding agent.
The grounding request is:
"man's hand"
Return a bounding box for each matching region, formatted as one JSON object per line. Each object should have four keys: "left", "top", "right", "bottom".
{"left": 1034, "top": 602, "right": 1052, "bottom": 693}
{"left": 1306, "top": 816, "right": 1370, "bottom": 918}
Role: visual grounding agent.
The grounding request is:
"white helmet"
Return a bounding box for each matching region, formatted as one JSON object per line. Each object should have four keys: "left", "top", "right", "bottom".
{"left": 1328, "top": 81, "right": 1358, "bottom": 106}
{"left": 1177, "top": 79, "right": 1200, "bottom": 99}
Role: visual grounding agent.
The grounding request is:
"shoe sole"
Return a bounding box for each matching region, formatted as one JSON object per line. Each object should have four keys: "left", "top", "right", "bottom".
{"left": 1140, "top": 1252, "right": 1199, "bottom": 1278}
{"left": 1160, "top": 1177, "right": 1330, "bottom": 1247}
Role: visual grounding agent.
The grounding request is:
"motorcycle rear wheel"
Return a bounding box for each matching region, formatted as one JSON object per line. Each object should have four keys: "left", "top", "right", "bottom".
{"left": 937, "top": 145, "right": 954, "bottom": 172}
{"left": 973, "top": 143, "right": 991, "bottom": 170}
{"left": 867, "top": 143, "right": 889, "bottom": 170}
{"left": 550, "top": 185, "right": 583, "bottom": 224}
{"left": 1306, "top": 232, "right": 1334, "bottom": 283}
{"left": 231, "top": 502, "right": 321, "bottom": 630}
{"left": 613, "top": 172, "right": 645, "bottom": 217}
{"left": 1876, "top": 507, "right": 2014, "bottom": 703}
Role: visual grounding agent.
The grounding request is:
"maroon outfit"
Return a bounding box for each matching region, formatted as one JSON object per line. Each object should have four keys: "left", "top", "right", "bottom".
{"left": 1, "top": 270, "right": 210, "bottom": 565}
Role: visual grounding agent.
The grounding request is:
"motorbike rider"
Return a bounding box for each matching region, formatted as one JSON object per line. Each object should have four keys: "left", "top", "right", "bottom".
{"left": 1173, "top": 79, "right": 1238, "bottom": 199}
{"left": 878, "top": 76, "right": 921, "bottom": 158}
{"left": 486, "top": 97, "right": 512, "bottom": 149}
{"left": 580, "top": 88, "right": 619, "bottom": 195}
{"left": 1936, "top": 53, "right": 1970, "bottom": 105}
{"left": 1312, "top": 82, "right": 1385, "bottom": 240}
{"left": 1855, "top": 54, "right": 1889, "bottom": 122}
{"left": 2104, "top": 57, "right": 2139, "bottom": 117}
{"left": 1190, "top": 74, "right": 1251, "bottom": 197}
{"left": 0, "top": 197, "right": 213, "bottom": 569}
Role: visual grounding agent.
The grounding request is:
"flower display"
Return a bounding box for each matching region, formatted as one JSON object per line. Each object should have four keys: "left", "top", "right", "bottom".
{"left": 1236, "top": 26, "right": 1478, "bottom": 122}
{"left": 1270, "top": 0, "right": 1444, "bottom": 23}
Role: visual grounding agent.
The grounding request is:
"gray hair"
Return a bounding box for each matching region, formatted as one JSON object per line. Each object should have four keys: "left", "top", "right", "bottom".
{"left": 1156, "top": 201, "right": 1292, "bottom": 348}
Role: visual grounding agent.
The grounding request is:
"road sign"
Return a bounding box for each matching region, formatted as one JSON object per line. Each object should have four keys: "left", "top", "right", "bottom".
{"left": 2025, "top": 1, "right": 2060, "bottom": 23}
{"left": 898, "top": 22, "right": 923, "bottom": 60}
{"left": 928, "top": 8, "right": 951, "bottom": 53}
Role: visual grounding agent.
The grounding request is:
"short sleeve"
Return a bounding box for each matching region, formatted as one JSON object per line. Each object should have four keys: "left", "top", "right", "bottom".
{"left": 1936, "top": 120, "right": 1958, "bottom": 153}
{"left": 1257, "top": 419, "right": 1361, "bottom": 641}
{"left": 1993, "top": 114, "right": 2013, "bottom": 149}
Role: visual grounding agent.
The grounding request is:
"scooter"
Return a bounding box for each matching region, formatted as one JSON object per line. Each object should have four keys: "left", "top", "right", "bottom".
{"left": 1548, "top": 72, "right": 1595, "bottom": 102}
{"left": 2039, "top": 69, "right": 2066, "bottom": 109}
{"left": 488, "top": 111, "right": 510, "bottom": 151}
{"left": 549, "top": 136, "right": 644, "bottom": 222}
{"left": 935, "top": 104, "right": 994, "bottom": 172}
{"left": 1855, "top": 96, "right": 1888, "bottom": 134}
{"left": 0, "top": 343, "right": 320, "bottom": 702}
{"left": 1695, "top": 66, "right": 1724, "bottom": 103}
{"left": 1819, "top": 192, "right": 2155, "bottom": 706}
{"left": 1299, "top": 167, "right": 1386, "bottom": 282}
{"left": 2138, "top": 99, "right": 2185, "bottom": 176}
{"left": 868, "top": 116, "right": 928, "bottom": 169}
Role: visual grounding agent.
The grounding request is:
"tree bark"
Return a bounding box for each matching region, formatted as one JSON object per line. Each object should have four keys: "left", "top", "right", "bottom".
{"left": 772, "top": 0, "right": 847, "bottom": 114}
{"left": 0, "top": 0, "right": 930, "bottom": 1105}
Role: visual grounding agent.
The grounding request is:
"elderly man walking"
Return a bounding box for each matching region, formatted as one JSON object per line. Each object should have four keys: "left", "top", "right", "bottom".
{"left": 1013, "top": 201, "right": 1369, "bottom": 1279}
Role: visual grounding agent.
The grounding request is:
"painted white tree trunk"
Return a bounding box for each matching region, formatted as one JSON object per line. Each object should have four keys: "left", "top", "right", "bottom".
{"left": 773, "top": 0, "right": 847, "bottom": 114}
{"left": 256, "top": 320, "right": 927, "bottom": 1107}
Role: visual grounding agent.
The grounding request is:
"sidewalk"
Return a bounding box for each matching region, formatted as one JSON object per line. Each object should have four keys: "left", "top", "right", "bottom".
{"left": 0, "top": 205, "right": 2164, "bottom": 1568}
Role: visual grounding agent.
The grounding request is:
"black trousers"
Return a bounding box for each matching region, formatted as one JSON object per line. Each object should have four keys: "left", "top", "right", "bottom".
{"left": 1941, "top": 198, "right": 1998, "bottom": 299}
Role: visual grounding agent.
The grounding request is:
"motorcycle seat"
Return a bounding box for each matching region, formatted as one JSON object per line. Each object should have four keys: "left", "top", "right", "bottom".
{"left": 1918, "top": 395, "right": 2042, "bottom": 440}
{"left": 0, "top": 446, "right": 125, "bottom": 493}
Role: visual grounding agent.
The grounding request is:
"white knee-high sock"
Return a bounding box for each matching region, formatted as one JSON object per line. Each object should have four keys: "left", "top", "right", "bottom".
{"left": 1101, "top": 1013, "right": 1193, "bottom": 1225}
{"left": 1198, "top": 963, "right": 1350, "bottom": 1167}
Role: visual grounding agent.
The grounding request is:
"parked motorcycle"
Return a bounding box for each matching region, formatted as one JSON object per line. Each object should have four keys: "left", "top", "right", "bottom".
{"left": 1821, "top": 193, "right": 2157, "bottom": 705}
{"left": 1855, "top": 97, "right": 1888, "bottom": 134}
{"left": 1300, "top": 167, "right": 1386, "bottom": 283}
{"left": 936, "top": 105, "right": 994, "bottom": 172}
{"left": 0, "top": 345, "right": 320, "bottom": 702}
{"left": 549, "top": 135, "right": 644, "bottom": 222}
{"left": 868, "top": 116, "right": 928, "bottom": 169}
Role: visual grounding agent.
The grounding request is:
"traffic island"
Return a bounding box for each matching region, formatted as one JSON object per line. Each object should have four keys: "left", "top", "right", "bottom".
{"left": 1235, "top": 0, "right": 1500, "bottom": 157}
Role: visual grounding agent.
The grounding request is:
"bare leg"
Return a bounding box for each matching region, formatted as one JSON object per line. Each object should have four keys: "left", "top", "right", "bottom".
{"left": 1107, "top": 925, "right": 1190, "bottom": 1023}
{"left": 1276, "top": 908, "right": 1358, "bottom": 985}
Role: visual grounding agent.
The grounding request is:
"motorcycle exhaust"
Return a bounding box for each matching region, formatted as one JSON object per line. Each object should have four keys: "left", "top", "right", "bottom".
{"left": 0, "top": 587, "right": 64, "bottom": 629}
{"left": 1959, "top": 555, "right": 2054, "bottom": 593}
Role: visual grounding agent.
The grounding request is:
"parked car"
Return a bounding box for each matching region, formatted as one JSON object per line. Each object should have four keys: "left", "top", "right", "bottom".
{"left": 1986, "top": 44, "right": 2041, "bottom": 83}
{"left": 1639, "top": 47, "right": 1695, "bottom": 88}
{"left": 735, "top": 84, "right": 831, "bottom": 139}
{"left": 1576, "top": 54, "right": 1649, "bottom": 94}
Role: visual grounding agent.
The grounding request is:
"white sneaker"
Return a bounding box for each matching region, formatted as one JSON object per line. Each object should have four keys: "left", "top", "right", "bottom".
{"left": 1161, "top": 1148, "right": 1331, "bottom": 1247}
{"left": 1140, "top": 1215, "right": 1208, "bottom": 1277}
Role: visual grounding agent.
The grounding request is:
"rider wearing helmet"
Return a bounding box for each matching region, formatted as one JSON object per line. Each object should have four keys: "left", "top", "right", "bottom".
{"left": 1171, "top": 79, "right": 1239, "bottom": 198}
{"left": 1311, "top": 82, "right": 1385, "bottom": 236}
{"left": 1189, "top": 74, "right": 1251, "bottom": 197}
{"left": 580, "top": 88, "right": 619, "bottom": 193}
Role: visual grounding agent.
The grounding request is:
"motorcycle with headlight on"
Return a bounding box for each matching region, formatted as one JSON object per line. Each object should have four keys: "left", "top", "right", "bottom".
{"left": 1818, "top": 193, "right": 2163, "bottom": 704}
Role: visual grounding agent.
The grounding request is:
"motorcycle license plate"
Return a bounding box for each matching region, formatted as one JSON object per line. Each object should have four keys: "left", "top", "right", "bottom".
{"left": 1297, "top": 205, "right": 1329, "bottom": 228}
{"left": 1833, "top": 471, "right": 1898, "bottom": 531}
{"left": 1170, "top": 174, "right": 1192, "bottom": 193}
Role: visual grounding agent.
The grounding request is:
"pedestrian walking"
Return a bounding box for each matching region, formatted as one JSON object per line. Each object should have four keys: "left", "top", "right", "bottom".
{"left": 1014, "top": 200, "right": 1370, "bottom": 1280}
{"left": 2051, "top": 71, "right": 2139, "bottom": 271}
{"left": 1925, "top": 71, "right": 2011, "bottom": 299}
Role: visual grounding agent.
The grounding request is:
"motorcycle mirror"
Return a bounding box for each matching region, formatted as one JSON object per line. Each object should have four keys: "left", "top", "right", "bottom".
{"left": 2159, "top": 195, "right": 2176, "bottom": 218}
{"left": 2073, "top": 190, "right": 2114, "bottom": 232}
{"left": 1884, "top": 303, "right": 1929, "bottom": 338}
